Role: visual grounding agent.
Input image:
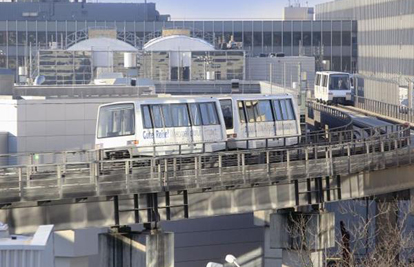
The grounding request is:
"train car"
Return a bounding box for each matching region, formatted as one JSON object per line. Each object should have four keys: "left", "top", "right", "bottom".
{"left": 218, "top": 94, "right": 301, "bottom": 149}
{"left": 95, "top": 97, "right": 227, "bottom": 157}
{"left": 314, "top": 71, "right": 352, "bottom": 105}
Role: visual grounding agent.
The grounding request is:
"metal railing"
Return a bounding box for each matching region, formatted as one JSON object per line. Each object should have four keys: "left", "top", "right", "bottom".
{"left": 0, "top": 123, "right": 410, "bottom": 205}
{"left": 355, "top": 97, "right": 414, "bottom": 123}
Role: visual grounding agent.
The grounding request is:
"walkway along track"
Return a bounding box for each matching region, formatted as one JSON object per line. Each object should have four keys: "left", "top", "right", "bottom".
{"left": 0, "top": 102, "right": 411, "bottom": 210}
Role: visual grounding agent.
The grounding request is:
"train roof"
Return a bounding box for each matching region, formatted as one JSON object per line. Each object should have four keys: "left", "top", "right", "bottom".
{"left": 316, "top": 71, "right": 351, "bottom": 75}
{"left": 98, "top": 96, "right": 218, "bottom": 107}
{"left": 216, "top": 93, "right": 293, "bottom": 100}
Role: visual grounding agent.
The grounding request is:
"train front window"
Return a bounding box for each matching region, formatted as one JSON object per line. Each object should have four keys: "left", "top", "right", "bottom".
{"left": 329, "top": 75, "right": 350, "bottom": 90}
{"left": 273, "top": 100, "right": 283, "bottom": 121}
{"left": 220, "top": 100, "right": 233, "bottom": 129}
{"left": 98, "top": 104, "right": 135, "bottom": 138}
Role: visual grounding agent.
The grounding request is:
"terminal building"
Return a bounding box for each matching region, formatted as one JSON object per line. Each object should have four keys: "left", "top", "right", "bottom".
{"left": 316, "top": 0, "right": 414, "bottom": 103}
{"left": 0, "top": 0, "right": 357, "bottom": 76}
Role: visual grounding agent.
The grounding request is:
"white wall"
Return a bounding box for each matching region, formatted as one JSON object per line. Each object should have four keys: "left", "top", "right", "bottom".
{"left": 0, "top": 98, "right": 133, "bottom": 154}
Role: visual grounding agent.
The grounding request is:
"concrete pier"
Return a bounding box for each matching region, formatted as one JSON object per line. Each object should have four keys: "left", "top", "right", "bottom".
{"left": 146, "top": 230, "right": 174, "bottom": 267}
{"left": 257, "top": 210, "right": 335, "bottom": 267}
{"left": 98, "top": 228, "right": 174, "bottom": 267}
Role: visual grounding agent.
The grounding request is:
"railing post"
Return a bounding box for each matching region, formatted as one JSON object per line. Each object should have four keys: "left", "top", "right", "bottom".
{"left": 57, "top": 165, "right": 62, "bottom": 198}
{"left": 286, "top": 150, "right": 290, "bottom": 181}
{"left": 18, "top": 167, "right": 23, "bottom": 198}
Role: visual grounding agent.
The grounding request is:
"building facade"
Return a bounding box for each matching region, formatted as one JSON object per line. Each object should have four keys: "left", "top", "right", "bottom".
{"left": 0, "top": 1, "right": 357, "bottom": 76}
{"left": 316, "top": 0, "right": 414, "bottom": 85}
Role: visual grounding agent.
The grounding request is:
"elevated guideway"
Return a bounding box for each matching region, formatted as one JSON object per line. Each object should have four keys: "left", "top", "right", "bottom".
{"left": 0, "top": 101, "right": 412, "bottom": 232}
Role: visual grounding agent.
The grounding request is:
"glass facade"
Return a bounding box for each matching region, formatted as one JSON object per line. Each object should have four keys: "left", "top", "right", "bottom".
{"left": 139, "top": 50, "right": 244, "bottom": 81}
{"left": 37, "top": 50, "right": 92, "bottom": 85}
{"left": 0, "top": 19, "right": 357, "bottom": 76}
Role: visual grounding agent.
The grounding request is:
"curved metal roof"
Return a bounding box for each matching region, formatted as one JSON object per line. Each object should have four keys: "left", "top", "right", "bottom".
{"left": 143, "top": 35, "right": 215, "bottom": 51}
{"left": 67, "top": 37, "right": 138, "bottom": 52}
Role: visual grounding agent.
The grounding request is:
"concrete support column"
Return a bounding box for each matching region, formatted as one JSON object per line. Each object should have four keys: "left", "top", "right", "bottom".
{"left": 99, "top": 230, "right": 146, "bottom": 267}
{"left": 146, "top": 230, "right": 174, "bottom": 267}
{"left": 267, "top": 210, "right": 335, "bottom": 267}
{"left": 98, "top": 229, "right": 174, "bottom": 267}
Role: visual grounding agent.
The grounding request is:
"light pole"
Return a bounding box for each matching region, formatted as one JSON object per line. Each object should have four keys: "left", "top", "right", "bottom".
{"left": 225, "top": 254, "right": 241, "bottom": 267}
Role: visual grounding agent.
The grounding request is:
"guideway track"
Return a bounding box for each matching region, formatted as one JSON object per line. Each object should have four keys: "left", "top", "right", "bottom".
{"left": 0, "top": 118, "right": 410, "bottom": 205}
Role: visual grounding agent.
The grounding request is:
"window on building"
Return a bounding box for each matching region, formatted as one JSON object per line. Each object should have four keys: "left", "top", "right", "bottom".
{"left": 273, "top": 32, "right": 282, "bottom": 47}
{"left": 283, "top": 32, "right": 291, "bottom": 46}
{"left": 322, "top": 32, "right": 331, "bottom": 47}
{"left": 332, "top": 31, "right": 341, "bottom": 46}
{"left": 293, "top": 32, "right": 302, "bottom": 46}
{"left": 253, "top": 32, "right": 262, "bottom": 46}
{"left": 313, "top": 32, "right": 321, "bottom": 47}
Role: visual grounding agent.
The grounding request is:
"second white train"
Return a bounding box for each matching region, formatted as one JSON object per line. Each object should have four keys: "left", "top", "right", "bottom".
{"left": 95, "top": 94, "right": 301, "bottom": 157}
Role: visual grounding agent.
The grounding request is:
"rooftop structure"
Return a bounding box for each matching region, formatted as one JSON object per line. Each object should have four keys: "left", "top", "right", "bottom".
{"left": 0, "top": 1, "right": 168, "bottom": 21}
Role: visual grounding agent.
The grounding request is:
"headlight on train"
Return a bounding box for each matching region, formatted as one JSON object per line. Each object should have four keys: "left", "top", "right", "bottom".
{"left": 127, "top": 140, "right": 139, "bottom": 146}
{"left": 227, "top": 134, "right": 237, "bottom": 139}
{"left": 95, "top": 143, "right": 103, "bottom": 149}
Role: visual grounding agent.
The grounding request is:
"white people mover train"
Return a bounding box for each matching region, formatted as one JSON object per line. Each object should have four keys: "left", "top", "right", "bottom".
{"left": 218, "top": 94, "right": 301, "bottom": 149}
{"left": 314, "top": 71, "right": 352, "bottom": 105}
{"left": 95, "top": 94, "right": 301, "bottom": 157}
{"left": 95, "top": 97, "right": 227, "bottom": 157}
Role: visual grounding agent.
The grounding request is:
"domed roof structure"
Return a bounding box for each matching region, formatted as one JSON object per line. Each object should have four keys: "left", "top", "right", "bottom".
{"left": 143, "top": 35, "right": 215, "bottom": 51}
{"left": 67, "top": 37, "right": 138, "bottom": 52}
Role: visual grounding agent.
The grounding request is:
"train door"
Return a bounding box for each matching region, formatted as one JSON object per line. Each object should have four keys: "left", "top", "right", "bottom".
{"left": 237, "top": 101, "right": 249, "bottom": 139}
{"left": 219, "top": 99, "right": 234, "bottom": 137}
{"left": 244, "top": 100, "right": 257, "bottom": 139}
{"left": 169, "top": 104, "right": 192, "bottom": 153}
{"left": 272, "top": 99, "right": 285, "bottom": 138}
{"left": 150, "top": 105, "right": 167, "bottom": 150}
{"left": 199, "top": 102, "right": 222, "bottom": 143}
{"left": 255, "top": 100, "right": 276, "bottom": 139}
{"left": 140, "top": 105, "right": 155, "bottom": 149}
{"left": 189, "top": 103, "right": 204, "bottom": 152}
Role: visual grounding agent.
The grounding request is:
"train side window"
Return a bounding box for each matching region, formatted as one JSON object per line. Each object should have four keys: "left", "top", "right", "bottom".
{"left": 151, "top": 105, "right": 164, "bottom": 128}
{"left": 284, "top": 99, "right": 296, "bottom": 120}
{"left": 189, "top": 104, "right": 202, "bottom": 126}
{"left": 171, "top": 104, "right": 190, "bottom": 127}
{"left": 322, "top": 75, "right": 328, "bottom": 87}
{"left": 251, "top": 101, "right": 263, "bottom": 122}
{"left": 257, "top": 100, "right": 274, "bottom": 122}
{"left": 238, "top": 101, "right": 247, "bottom": 123}
{"left": 245, "top": 101, "right": 256, "bottom": 123}
{"left": 142, "top": 105, "right": 153, "bottom": 129}
{"left": 207, "top": 103, "right": 219, "bottom": 125}
{"left": 161, "top": 105, "right": 174, "bottom": 127}
{"left": 315, "top": 74, "right": 321, "bottom": 86}
{"left": 220, "top": 99, "right": 233, "bottom": 129}
{"left": 273, "top": 100, "right": 283, "bottom": 121}
{"left": 199, "top": 103, "right": 210, "bottom": 125}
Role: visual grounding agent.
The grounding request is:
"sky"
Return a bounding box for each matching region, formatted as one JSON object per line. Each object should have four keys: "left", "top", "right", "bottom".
{"left": 149, "top": 0, "right": 330, "bottom": 19}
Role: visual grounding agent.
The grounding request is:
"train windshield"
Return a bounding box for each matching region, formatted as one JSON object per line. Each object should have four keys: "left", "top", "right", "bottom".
{"left": 97, "top": 104, "right": 135, "bottom": 138}
{"left": 329, "top": 75, "right": 350, "bottom": 90}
